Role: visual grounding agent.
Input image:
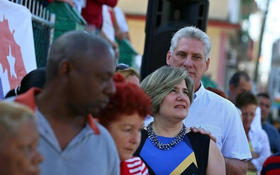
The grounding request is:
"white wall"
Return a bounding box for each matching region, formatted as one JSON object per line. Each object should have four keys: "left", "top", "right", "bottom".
{"left": 117, "top": 0, "right": 148, "bottom": 15}
{"left": 117, "top": 0, "right": 240, "bottom": 23}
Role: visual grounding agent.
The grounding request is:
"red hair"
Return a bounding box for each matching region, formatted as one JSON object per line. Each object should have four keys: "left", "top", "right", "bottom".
{"left": 97, "top": 73, "right": 151, "bottom": 127}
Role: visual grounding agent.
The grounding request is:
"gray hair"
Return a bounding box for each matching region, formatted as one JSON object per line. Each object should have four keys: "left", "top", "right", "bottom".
{"left": 0, "top": 102, "right": 35, "bottom": 147}
{"left": 141, "top": 66, "right": 194, "bottom": 115}
{"left": 169, "top": 26, "right": 211, "bottom": 60}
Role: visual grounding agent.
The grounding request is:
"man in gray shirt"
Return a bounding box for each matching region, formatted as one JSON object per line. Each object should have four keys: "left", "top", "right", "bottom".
{"left": 12, "top": 31, "right": 120, "bottom": 175}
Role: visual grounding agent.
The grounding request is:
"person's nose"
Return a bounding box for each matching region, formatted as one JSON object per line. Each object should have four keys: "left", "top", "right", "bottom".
{"left": 29, "top": 150, "right": 44, "bottom": 175}
{"left": 182, "top": 55, "right": 192, "bottom": 68}
{"left": 176, "top": 91, "right": 189, "bottom": 102}
{"left": 129, "top": 131, "right": 140, "bottom": 145}
{"left": 32, "top": 150, "right": 44, "bottom": 164}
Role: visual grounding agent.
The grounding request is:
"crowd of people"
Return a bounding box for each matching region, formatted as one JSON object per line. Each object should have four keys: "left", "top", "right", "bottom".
{"left": 2, "top": 1, "right": 280, "bottom": 175}
{"left": 41, "top": 0, "right": 138, "bottom": 68}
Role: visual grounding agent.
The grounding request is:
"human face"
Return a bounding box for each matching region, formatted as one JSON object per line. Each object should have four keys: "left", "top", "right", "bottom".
{"left": 241, "top": 104, "right": 257, "bottom": 131}
{"left": 0, "top": 120, "right": 43, "bottom": 175}
{"left": 258, "top": 96, "right": 271, "bottom": 122}
{"left": 158, "top": 80, "right": 191, "bottom": 123}
{"left": 68, "top": 51, "right": 116, "bottom": 116}
{"left": 107, "top": 113, "right": 143, "bottom": 161}
{"left": 230, "top": 77, "right": 252, "bottom": 102}
{"left": 126, "top": 75, "right": 140, "bottom": 86}
{"left": 166, "top": 38, "right": 210, "bottom": 91}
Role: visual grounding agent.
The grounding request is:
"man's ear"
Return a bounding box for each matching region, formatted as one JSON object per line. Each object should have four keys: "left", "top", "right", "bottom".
{"left": 229, "top": 84, "right": 235, "bottom": 92}
{"left": 58, "top": 60, "right": 72, "bottom": 75}
{"left": 205, "top": 57, "right": 210, "bottom": 71}
{"left": 166, "top": 51, "right": 172, "bottom": 65}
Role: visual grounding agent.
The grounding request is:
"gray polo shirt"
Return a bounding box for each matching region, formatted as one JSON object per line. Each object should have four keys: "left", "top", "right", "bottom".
{"left": 36, "top": 109, "right": 120, "bottom": 175}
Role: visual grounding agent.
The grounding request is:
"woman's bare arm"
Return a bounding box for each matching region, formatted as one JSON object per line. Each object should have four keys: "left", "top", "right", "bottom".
{"left": 206, "top": 140, "right": 226, "bottom": 175}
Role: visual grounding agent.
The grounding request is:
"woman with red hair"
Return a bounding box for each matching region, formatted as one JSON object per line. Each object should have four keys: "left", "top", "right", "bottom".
{"left": 96, "top": 73, "right": 151, "bottom": 175}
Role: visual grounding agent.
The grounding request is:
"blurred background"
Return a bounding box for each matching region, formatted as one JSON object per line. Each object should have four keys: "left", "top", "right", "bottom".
{"left": 4, "top": 0, "right": 280, "bottom": 122}
{"left": 117, "top": 0, "right": 280, "bottom": 121}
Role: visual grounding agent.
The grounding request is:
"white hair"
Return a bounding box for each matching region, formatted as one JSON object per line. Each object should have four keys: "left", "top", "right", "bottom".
{"left": 0, "top": 102, "right": 35, "bottom": 147}
{"left": 169, "top": 26, "right": 211, "bottom": 60}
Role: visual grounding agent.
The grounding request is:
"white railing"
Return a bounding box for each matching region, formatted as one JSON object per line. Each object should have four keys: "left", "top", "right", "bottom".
{"left": 9, "top": 0, "right": 55, "bottom": 27}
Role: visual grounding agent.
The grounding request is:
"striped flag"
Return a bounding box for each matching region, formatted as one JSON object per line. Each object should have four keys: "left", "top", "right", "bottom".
{"left": 121, "top": 157, "right": 149, "bottom": 175}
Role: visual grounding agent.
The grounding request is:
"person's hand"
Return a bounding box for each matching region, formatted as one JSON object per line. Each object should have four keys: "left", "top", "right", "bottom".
{"left": 190, "top": 127, "right": 217, "bottom": 143}
{"left": 115, "top": 31, "right": 129, "bottom": 41}
{"left": 115, "top": 31, "right": 126, "bottom": 40}
{"left": 251, "top": 151, "right": 259, "bottom": 159}
{"left": 56, "top": 0, "right": 75, "bottom": 7}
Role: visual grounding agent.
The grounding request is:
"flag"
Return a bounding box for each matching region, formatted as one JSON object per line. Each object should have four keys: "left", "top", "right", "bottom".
{"left": 0, "top": 1, "right": 37, "bottom": 99}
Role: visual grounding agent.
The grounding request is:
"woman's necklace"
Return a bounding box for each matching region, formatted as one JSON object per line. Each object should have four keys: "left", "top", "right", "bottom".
{"left": 146, "top": 122, "right": 186, "bottom": 150}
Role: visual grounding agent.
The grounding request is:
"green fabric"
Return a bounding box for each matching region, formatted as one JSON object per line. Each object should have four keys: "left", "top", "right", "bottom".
{"left": 116, "top": 38, "right": 138, "bottom": 67}
{"left": 247, "top": 171, "right": 256, "bottom": 175}
{"left": 201, "top": 75, "right": 218, "bottom": 88}
{"left": 47, "top": 2, "right": 86, "bottom": 40}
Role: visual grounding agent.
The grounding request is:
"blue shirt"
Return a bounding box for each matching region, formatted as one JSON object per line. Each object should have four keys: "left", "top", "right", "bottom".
{"left": 262, "top": 121, "right": 280, "bottom": 153}
{"left": 36, "top": 109, "right": 120, "bottom": 175}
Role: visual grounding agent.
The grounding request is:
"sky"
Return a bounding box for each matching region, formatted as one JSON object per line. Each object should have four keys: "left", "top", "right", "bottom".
{"left": 251, "top": 0, "right": 280, "bottom": 85}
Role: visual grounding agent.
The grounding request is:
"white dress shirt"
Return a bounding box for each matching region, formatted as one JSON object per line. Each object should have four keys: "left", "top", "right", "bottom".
{"left": 249, "top": 127, "right": 271, "bottom": 174}
{"left": 184, "top": 84, "right": 252, "bottom": 160}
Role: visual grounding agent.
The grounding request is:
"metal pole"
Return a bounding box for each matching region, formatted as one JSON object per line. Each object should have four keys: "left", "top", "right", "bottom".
{"left": 254, "top": 0, "right": 271, "bottom": 83}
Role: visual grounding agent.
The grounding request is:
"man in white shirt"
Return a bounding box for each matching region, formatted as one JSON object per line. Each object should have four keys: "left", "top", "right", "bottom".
{"left": 228, "top": 71, "right": 271, "bottom": 173}
{"left": 235, "top": 91, "right": 271, "bottom": 174}
{"left": 166, "top": 26, "right": 251, "bottom": 174}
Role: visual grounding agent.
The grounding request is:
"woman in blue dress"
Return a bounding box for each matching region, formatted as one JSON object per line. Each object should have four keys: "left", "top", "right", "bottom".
{"left": 135, "top": 66, "right": 225, "bottom": 175}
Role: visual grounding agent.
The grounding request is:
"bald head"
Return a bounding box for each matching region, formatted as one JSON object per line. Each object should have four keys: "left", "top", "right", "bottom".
{"left": 46, "top": 31, "right": 115, "bottom": 81}
{"left": 42, "top": 31, "right": 117, "bottom": 116}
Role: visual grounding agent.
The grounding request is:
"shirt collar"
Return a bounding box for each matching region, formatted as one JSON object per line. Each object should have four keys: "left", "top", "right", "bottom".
{"left": 14, "top": 87, "right": 41, "bottom": 112}
{"left": 37, "top": 108, "right": 95, "bottom": 151}
{"left": 193, "top": 82, "right": 206, "bottom": 101}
